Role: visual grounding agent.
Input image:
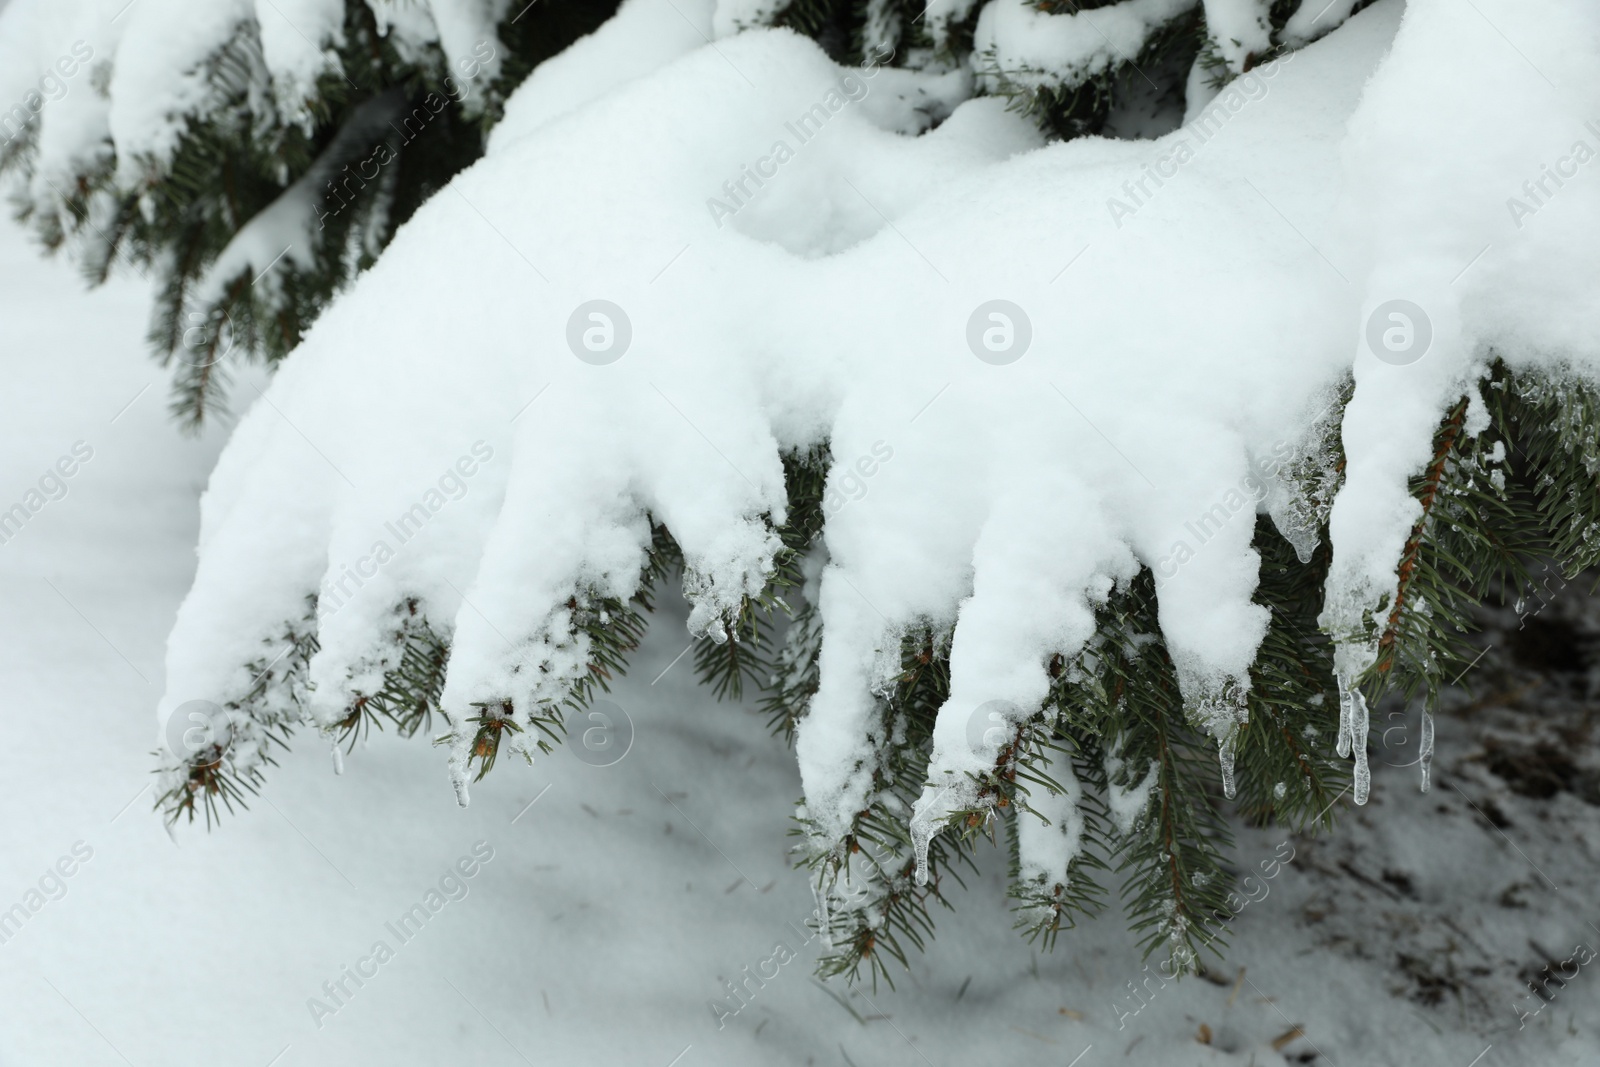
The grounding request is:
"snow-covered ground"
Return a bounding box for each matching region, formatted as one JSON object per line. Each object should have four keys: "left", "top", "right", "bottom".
{"left": 1, "top": 211, "right": 1597, "bottom": 1067}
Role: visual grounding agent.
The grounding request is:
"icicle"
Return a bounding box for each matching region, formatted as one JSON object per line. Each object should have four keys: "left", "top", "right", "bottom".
{"left": 1335, "top": 679, "right": 1354, "bottom": 759}
{"left": 910, "top": 810, "right": 937, "bottom": 887}
{"left": 811, "top": 878, "right": 833, "bottom": 951}
{"left": 1418, "top": 708, "right": 1434, "bottom": 793}
{"left": 1218, "top": 734, "right": 1237, "bottom": 800}
{"left": 330, "top": 742, "right": 345, "bottom": 775}
{"left": 1350, "top": 686, "right": 1370, "bottom": 805}
{"left": 909, "top": 781, "right": 964, "bottom": 886}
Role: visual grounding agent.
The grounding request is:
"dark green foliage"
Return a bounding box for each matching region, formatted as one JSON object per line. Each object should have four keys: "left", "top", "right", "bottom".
{"left": 453, "top": 523, "right": 676, "bottom": 782}
{"left": 698, "top": 446, "right": 828, "bottom": 709}
{"left": 1365, "top": 396, "right": 1523, "bottom": 705}
{"left": 156, "top": 597, "right": 321, "bottom": 828}
{"left": 1344, "top": 362, "right": 1598, "bottom": 716}
{"left": 1045, "top": 573, "right": 1236, "bottom": 967}
{"left": 456, "top": 701, "right": 544, "bottom": 781}
{"left": 358, "top": 603, "right": 451, "bottom": 738}
{"left": 693, "top": 595, "right": 777, "bottom": 702}
{"left": 802, "top": 626, "right": 984, "bottom": 989}
{"left": 1233, "top": 525, "right": 1349, "bottom": 832}
{"left": 1003, "top": 729, "right": 1113, "bottom": 950}
{"left": 777, "top": 0, "right": 868, "bottom": 62}
{"left": 328, "top": 600, "right": 451, "bottom": 752}
{"left": 1496, "top": 365, "right": 1600, "bottom": 578}
{"left": 758, "top": 599, "right": 821, "bottom": 739}
{"left": 980, "top": 5, "right": 1201, "bottom": 141}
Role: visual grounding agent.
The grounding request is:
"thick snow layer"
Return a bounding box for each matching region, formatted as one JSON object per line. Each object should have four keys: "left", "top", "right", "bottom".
{"left": 149, "top": 0, "right": 1600, "bottom": 867}
{"left": 3, "top": 213, "right": 1600, "bottom": 1065}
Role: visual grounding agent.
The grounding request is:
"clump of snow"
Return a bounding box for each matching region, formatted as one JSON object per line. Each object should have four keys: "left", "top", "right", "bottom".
{"left": 1104, "top": 750, "right": 1159, "bottom": 837}
{"left": 973, "top": 0, "right": 1196, "bottom": 93}
{"left": 419, "top": 0, "right": 508, "bottom": 113}
{"left": 0, "top": 2, "right": 120, "bottom": 192}
{"left": 1282, "top": 0, "right": 1363, "bottom": 46}
{"left": 1015, "top": 753, "right": 1085, "bottom": 891}
{"left": 1202, "top": 0, "right": 1271, "bottom": 74}
{"left": 253, "top": 0, "right": 347, "bottom": 123}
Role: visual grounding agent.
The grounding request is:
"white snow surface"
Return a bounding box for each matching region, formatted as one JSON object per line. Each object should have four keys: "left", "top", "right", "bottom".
{"left": 3, "top": 198, "right": 1600, "bottom": 1067}
{"left": 144, "top": 0, "right": 1600, "bottom": 872}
